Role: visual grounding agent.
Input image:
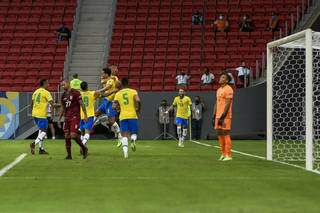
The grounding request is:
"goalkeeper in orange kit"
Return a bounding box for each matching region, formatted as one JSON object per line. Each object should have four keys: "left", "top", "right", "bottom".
{"left": 213, "top": 72, "right": 234, "bottom": 161}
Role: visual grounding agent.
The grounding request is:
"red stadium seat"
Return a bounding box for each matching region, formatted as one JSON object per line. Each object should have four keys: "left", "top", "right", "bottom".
{"left": 105, "top": 0, "right": 301, "bottom": 91}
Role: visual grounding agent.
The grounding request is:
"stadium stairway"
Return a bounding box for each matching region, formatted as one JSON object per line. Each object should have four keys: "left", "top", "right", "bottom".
{"left": 67, "top": 0, "right": 116, "bottom": 89}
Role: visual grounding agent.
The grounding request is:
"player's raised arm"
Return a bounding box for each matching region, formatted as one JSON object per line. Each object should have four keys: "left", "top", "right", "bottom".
{"left": 97, "top": 82, "right": 112, "bottom": 94}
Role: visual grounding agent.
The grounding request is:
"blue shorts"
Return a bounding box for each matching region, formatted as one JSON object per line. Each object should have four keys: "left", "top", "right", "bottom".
{"left": 120, "top": 119, "right": 138, "bottom": 134}
{"left": 176, "top": 117, "right": 189, "bottom": 128}
{"left": 34, "top": 117, "right": 48, "bottom": 129}
{"left": 80, "top": 116, "right": 94, "bottom": 131}
{"left": 97, "top": 98, "right": 117, "bottom": 118}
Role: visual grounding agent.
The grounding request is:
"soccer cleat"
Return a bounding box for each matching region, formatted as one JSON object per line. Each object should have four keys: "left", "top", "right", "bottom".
{"left": 222, "top": 156, "right": 233, "bottom": 161}
{"left": 65, "top": 155, "right": 72, "bottom": 160}
{"left": 82, "top": 146, "right": 88, "bottom": 159}
{"left": 39, "top": 149, "right": 49, "bottom": 155}
{"left": 30, "top": 142, "right": 35, "bottom": 155}
{"left": 178, "top": 142, "right": 184, "bottom": 147}
{"left": 218, "top": 155, "right": 225, "bottom": 161}
{"left": 117, "top": 140, "right": 122, "bottom": 148}
{"left": 131, "top": 142, "right": 136, "bottom": 152}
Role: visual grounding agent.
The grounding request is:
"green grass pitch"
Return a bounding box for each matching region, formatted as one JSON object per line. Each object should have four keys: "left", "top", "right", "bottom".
{"left": 0, "top": 140, "right": 320, "bottom": 213}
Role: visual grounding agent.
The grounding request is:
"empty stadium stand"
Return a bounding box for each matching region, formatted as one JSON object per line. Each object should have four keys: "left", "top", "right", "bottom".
{"left": 0, "top": 0, "right": 77, "bottom": 92}
{"left": 108, "top": 0, "right": 307, "bottom": 91}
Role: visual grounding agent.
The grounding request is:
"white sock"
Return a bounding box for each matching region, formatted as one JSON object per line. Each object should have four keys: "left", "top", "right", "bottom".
{"left": 111, "top": 122, "right": 121, "bottom": 137}
{"left": 35, "top": 131, "right": 46, "bottom": 145}
{"left": 182, "top": 128, "right": 188, "bottom": 143}
{"left": 81, "top": 135, "right": 84, "bottom": 141}
{"left": 118, "top": 132, "right": 122, "bottom": 140}
{"left": 122, "top": 137, "right": 128, "bottom": 158}
{"left": 82, "top": 133, "right": 90, "bottom": 145}
{"left": 130, "top": 134, "right": 137, "bottom": 142}
{"left": 177, "top": 126, "right": 182, "bottom": 138}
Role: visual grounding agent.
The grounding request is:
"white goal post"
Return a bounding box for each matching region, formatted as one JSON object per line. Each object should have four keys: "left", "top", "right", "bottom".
{"left": 267, "top": 29, "right": 320, "bottom": 172}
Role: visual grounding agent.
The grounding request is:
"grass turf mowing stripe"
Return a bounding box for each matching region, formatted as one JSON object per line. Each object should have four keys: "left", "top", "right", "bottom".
{"left": 0, "top": 153, "right": 27, "bottom": 177}
{"left": 190, "top": 140, "right": 320, "bottom": 175}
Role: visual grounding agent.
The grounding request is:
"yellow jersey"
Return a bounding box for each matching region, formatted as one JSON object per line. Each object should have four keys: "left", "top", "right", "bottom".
{"left": 80, "top": 91, "right": 96, "bottom": 119}
{"left": 32, "top": 88, "right": 53, "bottom": 118}
{"left": 114, "top": 88, "right": 138, "bottom": 120}
{"left": 111, "top": 75, "right": 119, "bottom": 83}
{"left": 101, "top": 77, "right": 116, "bottom": 101}
{"left": 173, "top": 96, "right": 192, "bottom": 119}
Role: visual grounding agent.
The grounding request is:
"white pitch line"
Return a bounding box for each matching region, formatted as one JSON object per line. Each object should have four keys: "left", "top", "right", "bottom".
{"left": 191, "top": 140, "right": 320, "bottom": 175}
{"left": 190, "top": 140, "right": 265, "bottom": 160}
{"left": 0, "top": 153, "right": 27, "bottom": 177}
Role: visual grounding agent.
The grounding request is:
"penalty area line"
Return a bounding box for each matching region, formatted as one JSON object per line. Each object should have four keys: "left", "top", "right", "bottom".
{"left": 0, "top": 153, "right": 27, "bottom": 177}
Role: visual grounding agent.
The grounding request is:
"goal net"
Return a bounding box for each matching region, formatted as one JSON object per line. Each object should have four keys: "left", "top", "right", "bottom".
{"left": 267, "top": 29, "right": 320, "bottom": 173}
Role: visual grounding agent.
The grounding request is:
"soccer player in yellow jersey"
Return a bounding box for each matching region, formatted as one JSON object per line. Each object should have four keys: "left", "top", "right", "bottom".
{"left": 213, "top": 72, "right": 234, "bottom": 161}
{"left": 30, "top": 79, "right": 54, "bottom": 155}
{"left": 166, "top": 89, "right": 192, "bottom": 147}
{"left": 95, "top": 67, "right": 122, "bottom": 144}
{"left": 80, "top": 81, "right": 101, "bottom": 146}
{"left": 113, "top": 78, "right": 141, "bottom": 158}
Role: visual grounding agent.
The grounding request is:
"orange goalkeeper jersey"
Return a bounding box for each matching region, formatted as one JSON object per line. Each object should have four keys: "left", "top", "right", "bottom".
{"left": 216, "top": 85, "right": 234, "bottom": 119}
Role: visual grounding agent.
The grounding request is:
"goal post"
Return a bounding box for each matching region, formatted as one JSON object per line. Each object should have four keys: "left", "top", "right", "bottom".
{"left": 267, "top": 29, "right": 320, "bottom": 172}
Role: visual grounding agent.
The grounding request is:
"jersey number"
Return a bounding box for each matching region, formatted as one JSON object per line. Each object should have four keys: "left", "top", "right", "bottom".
{"left": 35, "top": 93, "right": 41, "bottom": 104}
{"left": 65, "top": 100, "right": 71, "bottom": 108}
{"left": 83, "top": 96, "right": 89, "bottom": 107}
{"left": 123, "top": 93, "right": 129, "bottom": 105}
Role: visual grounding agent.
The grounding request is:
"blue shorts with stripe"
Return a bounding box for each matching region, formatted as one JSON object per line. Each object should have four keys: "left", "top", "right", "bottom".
{"left": 34, "top": 117, "right": 48, "bottom": 129}
{"left": 97, "top": 98, "right": 117, "bottom": 118}
{"left": 80, "top": 116, "right": 94, "bottom": 131}
{"left": 120, "top": 119, "right": 138, "bottom": 134}
{"left": 175, "top": 117, "right": 189, "bottom": 128}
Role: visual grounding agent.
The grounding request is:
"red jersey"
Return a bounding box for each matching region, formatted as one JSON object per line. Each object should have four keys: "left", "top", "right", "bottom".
{"left": 61, "top": 89, "right": 82, "bottom": 119}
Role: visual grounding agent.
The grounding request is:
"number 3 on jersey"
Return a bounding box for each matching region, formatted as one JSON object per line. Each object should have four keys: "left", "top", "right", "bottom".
{"left": 123, "top": 93, "right": 129, "bottom": 105}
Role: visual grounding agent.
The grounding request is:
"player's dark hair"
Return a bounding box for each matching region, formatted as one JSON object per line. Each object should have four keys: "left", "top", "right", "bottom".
{"left": 121, "top": 77, "right": 129, "bottom": 87}
{"left": 80, "top": 81, "right": 88, "bottom": 91}
{"left": 39, "top": 79, "right": 47, "bottom": 87}
{"left": 103, "top": 67, "right": 112, "bottom": 76}
{"left": 73, "top": 73, "right": 78, "bottom": 79}
{"left": 221, "top": 72, "right": 231, "bottom": 83}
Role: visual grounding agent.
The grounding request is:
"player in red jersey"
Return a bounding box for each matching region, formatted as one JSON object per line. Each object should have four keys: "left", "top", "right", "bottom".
{"left": 58, "top": 80, "right": 88, "bottom": 160}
